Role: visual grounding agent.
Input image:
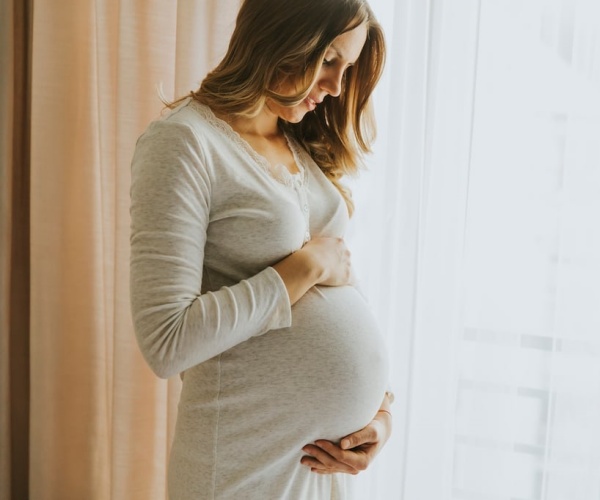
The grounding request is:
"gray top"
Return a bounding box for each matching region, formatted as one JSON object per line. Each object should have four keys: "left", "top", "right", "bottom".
{"left": 130, "top": 98, "right": 388, "bottom": 499}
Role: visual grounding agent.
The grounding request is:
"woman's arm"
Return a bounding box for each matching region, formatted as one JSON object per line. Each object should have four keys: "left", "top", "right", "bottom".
{"left": 130, "top": 120, "right": 352, "bottom": 379}
{"left": 131, "top": 121, "right": 295, "bottom": 378}
{"left": 272, "top": 236, "right": 352, "bottom": 305}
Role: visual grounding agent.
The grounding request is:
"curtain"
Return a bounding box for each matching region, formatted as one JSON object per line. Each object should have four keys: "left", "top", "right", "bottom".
{"left": 348, "top": 1, "right": 481, "bottom": 497}
{"left": 1, "top": 0, "right": 32, "bottom": 499}
{"left": 1, "top": 1, "right": 239, "bottom": 498}
{"left": 3, "top": 0, "right": 599, "bottom": 499}
{"left": 454, "top": 1, "right": 600, "bottom": 497}
{"left": 348, "top": 0, "right": 600, "bottom": 498}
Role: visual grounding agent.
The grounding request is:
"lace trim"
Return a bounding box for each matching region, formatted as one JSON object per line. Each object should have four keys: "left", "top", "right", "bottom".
{"left": 188, "top": 98, "right": 308, "bottom": 188}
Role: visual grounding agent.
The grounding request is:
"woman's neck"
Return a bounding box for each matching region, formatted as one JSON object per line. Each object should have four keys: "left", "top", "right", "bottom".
{"left": 216, "top": 103, "right": 282, "bottom": 139}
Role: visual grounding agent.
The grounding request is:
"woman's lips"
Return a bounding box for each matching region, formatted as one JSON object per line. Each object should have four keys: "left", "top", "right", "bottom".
{"left": 305, "top": 97, "right": 317, "bottom": 110}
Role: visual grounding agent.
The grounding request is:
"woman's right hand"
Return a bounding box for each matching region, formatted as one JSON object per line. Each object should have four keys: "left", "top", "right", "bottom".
{"left": 271, "top": 237, "right": 352, "bottom": 305}
{"left": 301, "top": 237, "right": 352, "bottom": 287}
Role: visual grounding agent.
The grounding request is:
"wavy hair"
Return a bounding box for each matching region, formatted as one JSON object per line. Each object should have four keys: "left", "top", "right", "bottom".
{"left": 189, "top": 0, "right": 386, "bottom": 215}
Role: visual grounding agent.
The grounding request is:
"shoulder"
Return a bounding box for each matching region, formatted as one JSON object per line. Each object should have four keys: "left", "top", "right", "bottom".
{"left": 135, "top": 99, "right": 215, "bottom": 152}
{"left": 133, "top": 99, "right": 234, "bottom": 177}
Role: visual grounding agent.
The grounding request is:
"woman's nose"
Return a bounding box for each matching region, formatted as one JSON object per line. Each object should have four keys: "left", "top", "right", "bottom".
{"left": 320, "top": 69, "right": 344, "bottom": 97}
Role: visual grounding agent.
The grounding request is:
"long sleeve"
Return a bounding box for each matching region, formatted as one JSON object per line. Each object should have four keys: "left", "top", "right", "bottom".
{"left": 130, "top": 120, "right": 292, "bottom": 378}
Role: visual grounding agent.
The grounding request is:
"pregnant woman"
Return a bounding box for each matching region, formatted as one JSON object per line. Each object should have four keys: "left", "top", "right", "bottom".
{"left": 130, "top": 0, "right": 392, "bottom": 498}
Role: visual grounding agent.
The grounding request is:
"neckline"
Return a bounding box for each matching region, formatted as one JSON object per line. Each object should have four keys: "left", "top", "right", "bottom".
{"left": 188, "top": 99, "right": 307, "bottom": 188}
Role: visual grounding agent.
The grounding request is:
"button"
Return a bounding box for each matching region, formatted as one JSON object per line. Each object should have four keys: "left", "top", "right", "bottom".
{"left": 305, "top": 231, "right": 310, "bottom": 240}
{"left": 303, "top": 204, "right": 309, "bottom": 212}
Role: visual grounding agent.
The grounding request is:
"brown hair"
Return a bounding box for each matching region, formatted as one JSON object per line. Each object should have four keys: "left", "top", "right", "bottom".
{"left": 190, "top": 0, "right": 386, "bottom": 215}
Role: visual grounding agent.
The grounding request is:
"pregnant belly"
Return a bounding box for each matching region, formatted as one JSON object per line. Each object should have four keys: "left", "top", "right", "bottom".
{"left": 218, "top": 285, "right": 389, "bottom": 442}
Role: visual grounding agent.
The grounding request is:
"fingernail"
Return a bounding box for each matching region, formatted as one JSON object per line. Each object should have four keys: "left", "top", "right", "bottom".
{"left": 341, "top": 439, "right": 350, "bottom": 449}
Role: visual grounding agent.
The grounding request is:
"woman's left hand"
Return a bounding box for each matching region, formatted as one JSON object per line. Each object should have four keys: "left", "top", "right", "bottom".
{"left": 300, "top": 411, "right": 392, "bottom": 475}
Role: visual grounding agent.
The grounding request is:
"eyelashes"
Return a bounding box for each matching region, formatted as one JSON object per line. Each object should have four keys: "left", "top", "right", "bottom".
{"left": 322, "top": 58, "right": 355, "bottom": 72}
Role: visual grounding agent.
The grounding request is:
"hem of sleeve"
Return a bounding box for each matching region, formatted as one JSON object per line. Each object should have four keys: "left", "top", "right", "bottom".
{"left": 254, "top": 266, "right": 292, "bottom": 335}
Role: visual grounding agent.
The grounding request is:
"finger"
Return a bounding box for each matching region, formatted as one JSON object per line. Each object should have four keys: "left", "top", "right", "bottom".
{"left": 312, "top": 468, "right": 357, "bottom": 476}
{"left": 301, "top": 445, "right": 338, "bottom": 469}
{"left": 301, "top": 445, "right": 357, "bottom": 474}
{"left": 301, "top": 455, "right": 355, "bottom": 475}
{"left": 300, "top": 455, "right": 327, "bottom": 470}
{"left": 314, "top": 440, "right": 371, "bottom": 472}
{"left": 300, "top": 446, "right": 336, "bottom": 471}
{"left": 313, "top": 440, "right": 348, "bottom": 461}
{"left": 302, "top": 444, "right": 349, "bottom": 469}
{"left": 340, "top": 424, "right": 378, "bottom": 450}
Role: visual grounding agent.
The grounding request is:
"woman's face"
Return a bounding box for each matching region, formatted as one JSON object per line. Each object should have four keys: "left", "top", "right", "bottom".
{"left": 267, "top": 22, "right": 368, "bottom": 123}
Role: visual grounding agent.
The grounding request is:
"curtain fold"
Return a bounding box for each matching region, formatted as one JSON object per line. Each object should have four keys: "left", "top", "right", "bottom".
{"left": 1, "top": 0, "right": 33, "bottom": 499}
{"left": 0, "top": 1, "right": 15, "bottom": 495}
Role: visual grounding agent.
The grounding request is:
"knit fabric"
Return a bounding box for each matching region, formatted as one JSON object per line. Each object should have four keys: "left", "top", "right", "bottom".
{"left": 130, "top": 99, "right": 388, "bottom": 499}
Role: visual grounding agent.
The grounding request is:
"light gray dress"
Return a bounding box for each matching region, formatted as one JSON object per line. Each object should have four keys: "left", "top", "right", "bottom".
{"left": 130, "top": 98, "right": 389, "bottom": 499}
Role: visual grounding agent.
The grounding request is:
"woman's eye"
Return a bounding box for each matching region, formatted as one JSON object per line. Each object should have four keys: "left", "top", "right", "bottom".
{"left": 323, "top": 59, "right": 334, "bottom": 67}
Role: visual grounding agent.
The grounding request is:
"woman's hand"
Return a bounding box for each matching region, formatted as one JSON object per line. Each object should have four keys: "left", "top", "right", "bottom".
{"left": 300, "top": 410, "right": 392, "bottom": 475}
{"left": 301, "top": 236, "right": 352, "bottom": 287}
{"left": 272, "top": 237, "right": 352, "bottom": 305}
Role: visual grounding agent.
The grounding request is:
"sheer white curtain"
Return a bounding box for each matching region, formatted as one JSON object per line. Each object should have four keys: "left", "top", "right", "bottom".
{"left": 349, "top": 0, "right": 600, "bottom": 498}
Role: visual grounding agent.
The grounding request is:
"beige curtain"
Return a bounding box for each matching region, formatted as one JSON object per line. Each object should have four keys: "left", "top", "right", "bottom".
{"left": 1, "top": 0, "right": 239, "bottom": 498}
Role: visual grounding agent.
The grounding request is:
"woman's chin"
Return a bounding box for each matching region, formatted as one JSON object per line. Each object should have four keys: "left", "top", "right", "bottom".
{"left": 290, "top": 108, "right": 312, "bottom": 123}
